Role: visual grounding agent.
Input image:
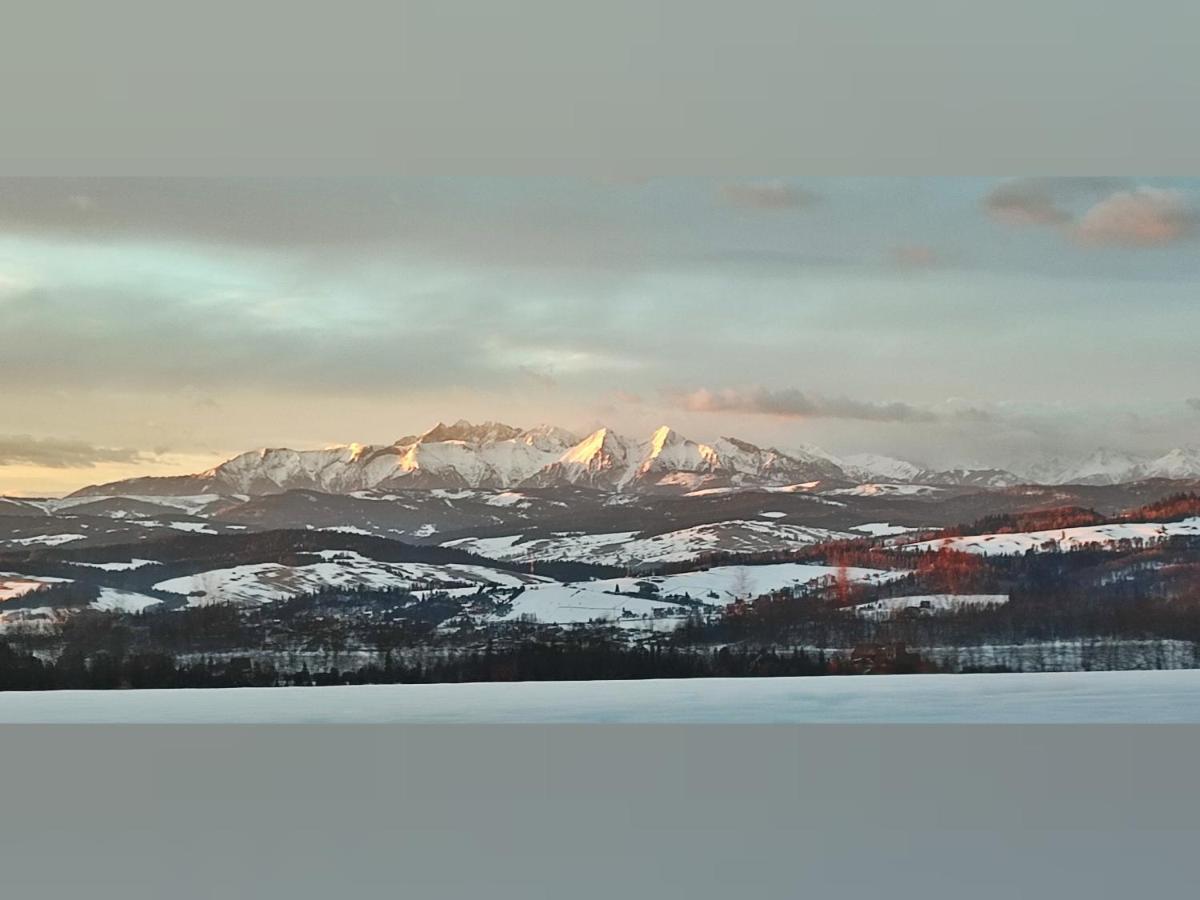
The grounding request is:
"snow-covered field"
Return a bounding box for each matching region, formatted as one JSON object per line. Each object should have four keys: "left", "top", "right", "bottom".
{"left": 443, "top": 519, "right": 852, "bottom": 566}
{"left": 828, "top": 483, "right": 942, "bottom": 498}
{"left": 67, "top": 558, "right": 160, "bottom": 572}
{"left": 0, "top": 572, "right": 71, "bottom": 601}
{"left": 5, "top": 533, "right": 86, "bottom": 547}
{"left": 852, "top": 522, "right": 924, "bottom": 537}
{"left": 494, "top": 562, "right": 898, "bottom": 625}
{"left": 1, "top": 669, "right": 1199, "bottom": 723}
{"left": 91, "top": 587, "right": 164, "bottom": 613}
{"left": 905, "top": 517, "right": 1200, "bottom": 555}
{"left": 850, "top": 594, "right": 1008, "bottom": 619}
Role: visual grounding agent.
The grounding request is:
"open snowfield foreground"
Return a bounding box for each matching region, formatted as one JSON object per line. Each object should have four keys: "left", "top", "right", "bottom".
{"left": 2, "top": 669, "right": 1200, "bottom": 723}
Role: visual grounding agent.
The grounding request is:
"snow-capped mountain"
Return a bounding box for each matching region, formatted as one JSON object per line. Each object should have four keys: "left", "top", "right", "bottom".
{"left": 925, "top": 467, "right": 1022, "bottom": 489}
{"left": 72, "top": 421, "right": 852, "bottom": 499}
{"left": 527, "top": 427, "right": 640, "bottom": 489}
{"left": 63, "top": 418, "right": 1200, "bottom": 501}
{"left": 1017, "top": 448, "right": 1200, "bottom": 486}
{"left": 838, "top": 453, "right": 1020, "bottom": 488}
{"left": 1141, "top": 448, "right": 1200, "bottom": 481}
{"left": 1030, "top": 448, "right": 1149, "bottom": 486}
{"left": 838, "top": 453, "right": 925, "bottom": 484}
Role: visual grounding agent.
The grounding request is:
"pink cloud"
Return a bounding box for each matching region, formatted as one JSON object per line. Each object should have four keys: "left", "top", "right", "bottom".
{"left": 1074, "top": 187, "right": 1193, "bottom": 247}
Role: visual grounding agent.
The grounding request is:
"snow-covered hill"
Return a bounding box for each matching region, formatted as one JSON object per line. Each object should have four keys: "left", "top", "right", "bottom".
{"left": 903, "top": 517, "right": 1200, "bottom": 556}
{"left": 441, "top": 519, "right": 854, "bottom": 567}
{"left": 152, "top": 550, "right": 548, "bottom": 606}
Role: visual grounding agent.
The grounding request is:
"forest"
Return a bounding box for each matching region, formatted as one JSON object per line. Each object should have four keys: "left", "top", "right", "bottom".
{"left": 2, "top": 498, "right": 1200, "bottom": 690}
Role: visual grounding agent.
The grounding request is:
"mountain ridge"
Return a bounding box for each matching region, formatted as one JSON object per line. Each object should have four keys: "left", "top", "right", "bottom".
{"left": 65, "top": 419, "right": 1200, "bottom": 499}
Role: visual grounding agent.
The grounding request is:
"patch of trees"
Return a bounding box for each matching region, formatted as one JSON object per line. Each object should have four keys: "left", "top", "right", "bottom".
{"left": 1124, "top": 492, "right": 1200, "bottom": 524}
{"left": 963, "top": 506, "right": 1106, "bottom": 536}
{"left": 0, "top": 633, "right": 844, "bottom": 690}
{"left": 679, "top": 542, "right": 1200, "bottom": 664}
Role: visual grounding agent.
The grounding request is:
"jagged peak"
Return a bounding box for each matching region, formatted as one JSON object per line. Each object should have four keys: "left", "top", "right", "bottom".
{"left": 418, "top": 419, "right": 522, "bottom": 444}
{"left": 648, "top": 424, "right": 680, "bottom": 453}
{"left": 519, "top": 423, "right": 579, "bottom": 445}
{"left": 717, "top": 435, "right": 763, "bottom": 453}
{"left": 555, "top": 426, "right": 634, "bottom": 468}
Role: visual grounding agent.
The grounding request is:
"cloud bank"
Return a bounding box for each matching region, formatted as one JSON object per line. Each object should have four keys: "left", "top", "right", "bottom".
{"left": 0, "top": 435, "right": 145, "bottom": 469}
{"left": 1075, "top": 188, "right": 1194, "bottom": 247}
{"left": 985, "top": 178, "right": 1194, "bottom": 247}
{"left": 677, "top": 387, "right": 937, "bottom": 423}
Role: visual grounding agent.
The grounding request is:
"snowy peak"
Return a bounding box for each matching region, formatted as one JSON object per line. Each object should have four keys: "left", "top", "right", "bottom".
{"left": 417, "top": 419, "right": 523, "bottom": 445}
{"left": 1011, "top": 447, "right": 1200, "bottom": 486}
{"left": 638, "top": 426, "right": 721, "bottom": 476}
{"left": 840, "top": 453, "right": 924, "bottom": 484}
{"left": 1142, "top": 448, "right": 1200, "bottom": 480}
{"left": 209, "top": 445, "right": 377, "bottom": 494}
{"left": 1065, "top": 448, "right": 1148, "bottom": 485}
{"left": 518, "top": 424, "right": 580, "bottom": 451}
{"left": 66, "top": 418, "right": 1200, "bottom": 501}
{"left": 531, "top": 427, "right": 635, "bottom": 488}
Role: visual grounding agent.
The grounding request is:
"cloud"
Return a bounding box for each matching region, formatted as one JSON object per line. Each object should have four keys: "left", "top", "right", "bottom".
{"left": 1188, "top": 398, "right": 1200, "bottom": 414}
{"left": 982, "top": 177, "right": 1124, "bottom": 227}
{"left": 0, "top": 435, "right": 146, "bottom": 469}
{"left": 984, "top": 179, "right": 1194, "bottom": 248}
{"left": 1074, "top": 188, "right": 1194, "bottom": 247}
{"left": 719, "top": 181, "right": 818, "bottom": 210}
{"left": 676, "top": 387, "right": 936, "bottom": 423}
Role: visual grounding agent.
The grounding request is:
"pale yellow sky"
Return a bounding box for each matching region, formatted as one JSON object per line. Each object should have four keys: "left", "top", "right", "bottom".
{"left": 0, "top": 454, "right": 227, "bottom": 498}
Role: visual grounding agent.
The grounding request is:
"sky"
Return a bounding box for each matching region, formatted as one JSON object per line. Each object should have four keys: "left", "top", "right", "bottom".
{"left": 1, "top": 176, "right": 1198, "bottom": 495}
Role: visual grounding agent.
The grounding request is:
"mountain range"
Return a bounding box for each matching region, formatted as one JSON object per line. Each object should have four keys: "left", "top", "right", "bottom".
{"left": 68, "top": 420, "right": 1200, "bottom": 500}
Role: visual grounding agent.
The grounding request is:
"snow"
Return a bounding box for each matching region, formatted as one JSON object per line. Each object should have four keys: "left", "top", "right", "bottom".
{"left": 904, "top": 518, "right": 1200, "bottom": 556}
{"left": 166, "top": 521, "right": 219, "bottom": 534}
{"left": 67, "top": 559, "right": 159, "bottom": 572}
{"left": 4, "top": 669, "right": 1200, "bottom": 723}
{"left": 840, "top": 452, "right": 924, "bottom": 483}
{"left": 759, "top": 511, "right": 787, "bottom": 519}
{"left": 1014, "top": 447, "right": 1200, "bottom": 486}
{"left": 172, "top": 422, "right": 852, "bottom": 497}
{"left": 827, "top": 483, "right": 941, "bottom": 497}
{"left": 850, "top": 594, "right": 1009, "bottom": 619}
{"left": 443, "top": 521, "right": 853, "bottom": 566}
{"left": 0, "top": 606, "right": 62, "bottom": 632}
{"left": 1142, "top": 447, "right": 1200, "bottom": 480}
{"left": 852, "top": 522, "right": 920, "bottom": 537}
{"left": 0, "top": 572, "right": 73, "bottom": 601}
{"left": 484, "top": 491, "right": 529, "bottom": 507}
{"left": 683, "top": 486, "right": 737, "bottom": 497}
{"left": 91, "top": 587, "right": 164, "bottom": 613}
{"left": 152, "top": 554, "right": 548, "bottom": 606}
{"left": 205, "top": 423, "right": 580, "bottom": 494}
{"left": 5, "top": 533, "right": 87, "bottom": 547}
{"left": 27, "top": 493, "right": 225, "bottom": 515}
{"left": 495, "top": 562, "right": 898, "bottom": 625}
{"left": 684, "top": 482, "right": 831, "bottom": 498}
{"left": 442, "top": 533, "right": 533, "bottom": 558}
